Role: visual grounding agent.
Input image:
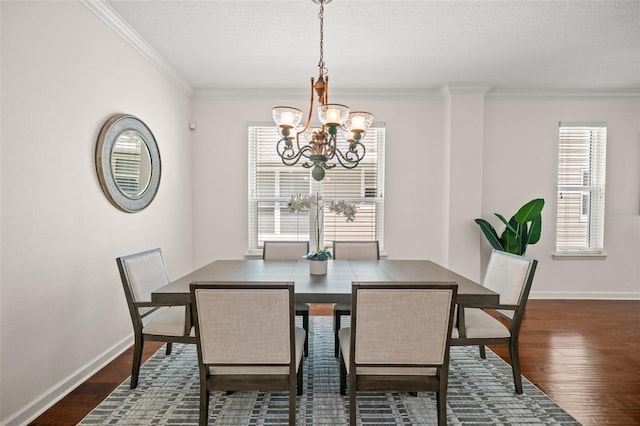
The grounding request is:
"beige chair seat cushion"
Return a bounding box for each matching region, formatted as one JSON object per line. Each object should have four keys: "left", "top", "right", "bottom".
{"left": 295, "top": 303, "right": 310, "bottom": 312}
{"left": 333, "top": 303, "right": 350, "bottom": 312}
{"left": 452, "top": 308, "right": 510, "bottom": 339}
{"left": 208, "top": 327, "right": 306, "bottom": 375}
{"left": 338, "top": 328, "right": 436, "bottom": 376}
{"left": 143, "top": 306, "right": 189, "bottom": 337}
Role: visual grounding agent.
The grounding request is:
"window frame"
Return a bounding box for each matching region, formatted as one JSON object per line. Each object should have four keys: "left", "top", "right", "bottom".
{"left": 554, "top": 121, "right": 607, "bottom": 259}
{"left": 248, "top": 124, "right": 385, "bottom": 255}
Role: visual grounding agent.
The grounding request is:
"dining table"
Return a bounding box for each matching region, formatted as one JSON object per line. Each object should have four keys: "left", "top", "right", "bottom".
{"left": 151, "top": 259, "right": 499, "bottom": 306}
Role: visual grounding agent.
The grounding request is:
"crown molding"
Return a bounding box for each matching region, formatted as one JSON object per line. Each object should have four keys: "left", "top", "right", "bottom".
{"left": 194, "top": 86, "right": 640, "bottom": 100}
{"left": 486, "top": 89, "right": 640, "bottom": 98}
{"left": 193, "top": 87, "right": 445, "bottom": 100}
{"left": 440, "top": 84, "right": 492, "bottom": 97}
{"left": 81, "top": 0, "right": 193, "bottom": 97}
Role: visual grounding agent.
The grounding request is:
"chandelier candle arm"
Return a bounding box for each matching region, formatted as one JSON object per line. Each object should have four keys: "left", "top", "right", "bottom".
{"left": 271, "top": 0, "right": 374, "bottom": 181}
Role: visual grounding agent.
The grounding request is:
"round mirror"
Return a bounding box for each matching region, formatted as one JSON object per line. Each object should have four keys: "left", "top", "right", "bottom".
{"left": 96, "top": 114, "right": 161, "bottom": 212}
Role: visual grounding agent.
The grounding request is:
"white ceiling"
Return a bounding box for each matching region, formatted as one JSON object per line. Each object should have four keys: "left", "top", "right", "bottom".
{"left": 105, "top": 0, "right": 640, "bottom": 96}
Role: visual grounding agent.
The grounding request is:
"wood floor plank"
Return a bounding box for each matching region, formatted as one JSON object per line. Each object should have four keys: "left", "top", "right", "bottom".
{"left": 29, "top": 300, "right": 640, "bottom": 425}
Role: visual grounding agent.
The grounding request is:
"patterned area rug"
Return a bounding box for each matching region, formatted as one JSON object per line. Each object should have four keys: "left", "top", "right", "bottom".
{"left": 81, "top": 317, "right": 580, "bottom": 425}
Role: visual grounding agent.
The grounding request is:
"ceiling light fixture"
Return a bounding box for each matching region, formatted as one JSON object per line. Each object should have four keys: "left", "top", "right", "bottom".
{"left": 272, "top": 0, "right": 374, "bottom": 181}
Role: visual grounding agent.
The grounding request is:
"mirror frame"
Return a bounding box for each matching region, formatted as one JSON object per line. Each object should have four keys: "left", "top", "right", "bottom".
{"left": 95, "top": 114, "right": 161, "bottom": 212}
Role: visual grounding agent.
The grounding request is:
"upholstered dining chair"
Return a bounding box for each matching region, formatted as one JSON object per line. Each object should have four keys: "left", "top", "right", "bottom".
{"left": 190, "top": 281, "right": 306, "bottom": 426}
{"left": 263, "top": 241, "right": 310, "bottom": 356}
{"left": 116, "top": 248, "right": 195, "bottom": 388}
{"left": 451, "top": 249, "right": 538, "bottom": 394}
{"left": 331, "top": 240, "right": 380, "bottom": 357}
{"left": 338, "top": 282, "right": 458, "bottom": 426}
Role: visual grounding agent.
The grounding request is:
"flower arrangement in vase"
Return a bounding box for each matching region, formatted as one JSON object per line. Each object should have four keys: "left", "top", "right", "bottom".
{"left": 287, "top": 193, "right": 357, "bottom": 274}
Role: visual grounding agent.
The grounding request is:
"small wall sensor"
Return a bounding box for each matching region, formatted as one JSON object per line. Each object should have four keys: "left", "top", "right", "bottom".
{"left": 189, "top": 122, "right": 197, "bottom": 130}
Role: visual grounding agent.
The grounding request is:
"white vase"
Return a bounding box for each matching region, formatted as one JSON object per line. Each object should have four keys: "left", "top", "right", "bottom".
{"left": 309, "top": 260, "right": 328, "bottom": 275}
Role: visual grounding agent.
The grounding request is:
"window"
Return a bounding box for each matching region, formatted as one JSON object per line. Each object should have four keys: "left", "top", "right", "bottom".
{"left": 556, "top": 122, "right": 607, "bottom": 254}
{"left": 248, "top": 125, "right": 385, "bottom": 252}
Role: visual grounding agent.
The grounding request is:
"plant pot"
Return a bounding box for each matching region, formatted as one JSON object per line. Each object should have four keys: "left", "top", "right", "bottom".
{"left": 309, "top": 259, "right": 328, "bottom": 275}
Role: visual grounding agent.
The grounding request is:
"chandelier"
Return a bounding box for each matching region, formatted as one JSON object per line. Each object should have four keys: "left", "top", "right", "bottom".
{"left": 272, "top": 0, "right": 374, "bottom": 181}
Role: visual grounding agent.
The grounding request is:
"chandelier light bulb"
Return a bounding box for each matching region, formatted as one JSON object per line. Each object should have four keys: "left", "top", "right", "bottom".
{"left": 318, "top": 104, "right": 349, "bottom": 127}
{"left": 350, "top": 116, "right": 366, "bottom": 131}
{"left": 345, "top": 111, "right": 374, "bottom": 134}
{"left": 280, "top": 111, "right": 295, "bottom": 128}
{"left": 326, "top": 108, "right": 341, "bottom": 124}
{"left": 273, "top": 106, "right": 303, "bottom": 129}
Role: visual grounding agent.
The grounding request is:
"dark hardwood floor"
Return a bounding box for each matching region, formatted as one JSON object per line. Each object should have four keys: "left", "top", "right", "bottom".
{"left": 30, "top": 300, "right": 639, "bottom": 425}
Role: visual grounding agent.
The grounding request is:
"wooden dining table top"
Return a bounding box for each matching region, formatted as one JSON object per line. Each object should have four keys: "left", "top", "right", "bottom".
{"left": 151, "top": 259, "right": 499, "bottom": 306}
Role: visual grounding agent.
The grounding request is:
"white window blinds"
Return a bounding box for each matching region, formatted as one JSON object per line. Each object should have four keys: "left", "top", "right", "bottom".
{"left": 111, "top": 134, "right": 143, "bottom": 194}
{"left": 248, "top": 125, "right": 385, "bottom": 252}
{"left": 556, "top": 122, "right": 607, "bottom": 253}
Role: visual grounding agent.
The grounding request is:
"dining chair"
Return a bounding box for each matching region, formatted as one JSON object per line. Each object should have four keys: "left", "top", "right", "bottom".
{"left": 116, "top": 248, "right": 195, "bottom": 389}
{"left": 331, "top": 240, "right": 380, "bottom": 357}
{"left": 451, "top": 249, "right": 538, "bottom": 394}
{"left": 263, "top": 241, "right": 310, "bottom": 356}
{"left": 190, "top": 281, "right": 306, "bottom": 426}
{"left": 338, "top": 282, "right": 458, "bottom": 426}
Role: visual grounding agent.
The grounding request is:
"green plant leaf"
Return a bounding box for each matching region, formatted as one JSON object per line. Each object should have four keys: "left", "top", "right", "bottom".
{"left": 306, "top": 249, "right": 332, "bottom": 261}
{"left": 514, "top": 198, "right": 545, "bottom": 224}
{"left": 495, "top": 213, "right": 517, "bottom": 234}
{"left": 527, "top": 214, "right": 542, "bottom": 245}
{"left": 518, "top": 222, "right": 528, "bottom": 255}
{"left": 502, "top": 228, "right": 520, "bottom": 254}
{"left": 474, "top": 219, "right": 504, "bottom": 251}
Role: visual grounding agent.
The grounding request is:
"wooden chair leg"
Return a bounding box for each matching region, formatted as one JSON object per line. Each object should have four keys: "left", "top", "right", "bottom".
{"left": 334, "top": 310, "right": 341, "bottom": 357}
{"left": 297, "top": 362, "right": 304, "bottom": 396}
{"left": 199, "top": 383, "right": 210, "bottom": 426}
{"left": 301, "top": 311, "right": 309, "bottom": 357}
{"left": 289, "top": 375, "right": 297, "bottom": 425}
{"left": 130, "top": 337, "right": 143, "bottom": 389}
{"left": 509, "top": 339, "right": 523, "bottom": 394}
{"left": 349, "top": 378, "right": 357, "bottom": 426}
{"left": 479, "top": 344, "right": 486, "bottom": 359}
{"left": 436, "top": 390, "right": 446, "bottom": 426}
{"left": 339, "top": 352, "right": 347, "bottom": 395}
{"left": 165, "top": 342, "right": 173, "bottom": 355}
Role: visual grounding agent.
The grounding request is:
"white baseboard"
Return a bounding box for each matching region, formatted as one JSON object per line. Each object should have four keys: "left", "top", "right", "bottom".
{"left": 530, "top": 290, "right": 640, "bottom": 300}
{"left": 1, "top": 334, "right": 133, "bottom": 426}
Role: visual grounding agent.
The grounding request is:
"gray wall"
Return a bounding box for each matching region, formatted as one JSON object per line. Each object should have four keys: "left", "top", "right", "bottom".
{"left": 190, "top": 94, "right": 640, "bottom": 297}
{"left": 1, "top": 2, "right": 194, "bottom": 423}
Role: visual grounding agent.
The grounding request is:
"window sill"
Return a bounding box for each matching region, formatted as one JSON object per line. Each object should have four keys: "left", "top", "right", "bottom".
{"left": 552, "top": 252, "right": 608, "bottom": 260}
{"left": 244, "top": 251, "right": 389, "bottom": 260}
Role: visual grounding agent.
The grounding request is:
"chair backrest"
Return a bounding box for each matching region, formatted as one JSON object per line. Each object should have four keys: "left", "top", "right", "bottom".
{"left": 116, "top": 248, "right": 170, "bottom": 319}
{"left": 190, "top": 282, "right": 295, "bottom": 366}
{"left": 333, "top": 241, "right": 380, "bottom": 260}
{"left": 482, "top": 249, "right": 538, "bottom": 319}
{"left": 263, "top": 241, "right": 309, "bottom": 260}
{"left": 351, "top": 282, "right": 457, "bottom": 366}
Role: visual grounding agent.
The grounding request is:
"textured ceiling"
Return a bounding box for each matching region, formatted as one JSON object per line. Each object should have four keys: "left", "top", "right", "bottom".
{"left": 105, "top": 0, "right": 640, "bottom": 95}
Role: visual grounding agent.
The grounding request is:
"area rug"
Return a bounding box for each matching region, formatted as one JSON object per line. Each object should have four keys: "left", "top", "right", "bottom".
{"left": 80, "top": 317, "right": 580, "bottom": 425}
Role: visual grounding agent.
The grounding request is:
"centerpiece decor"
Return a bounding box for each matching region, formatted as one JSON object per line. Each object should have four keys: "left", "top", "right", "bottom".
{"left": 308, "top": 194, "right": 331, "bottom": 274}
{"left": 288, "top": 193, "right": 358, "bottom": 274}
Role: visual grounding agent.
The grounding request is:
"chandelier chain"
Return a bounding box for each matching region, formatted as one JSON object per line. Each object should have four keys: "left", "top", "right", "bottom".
{"left": 318, "top": 0, "right": 326, "bottom": 75}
